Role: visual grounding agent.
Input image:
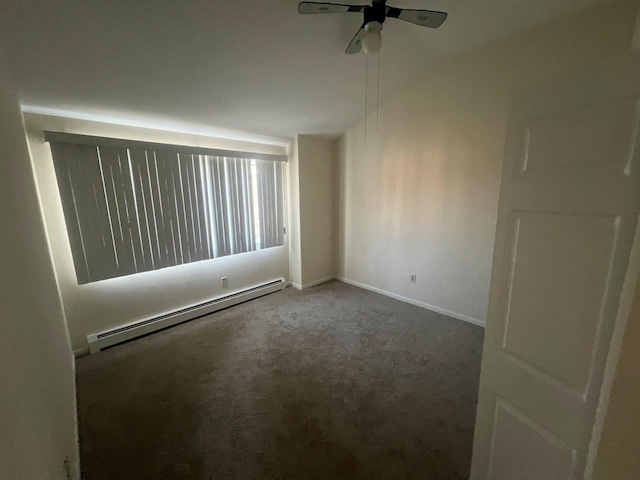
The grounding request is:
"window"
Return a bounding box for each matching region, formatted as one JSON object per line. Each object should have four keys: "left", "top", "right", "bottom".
{"left": 47, "top": 132, "right": 287, "bottom": 284}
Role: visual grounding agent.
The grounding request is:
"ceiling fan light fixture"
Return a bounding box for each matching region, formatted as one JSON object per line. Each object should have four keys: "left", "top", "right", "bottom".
{"left": 362, "top": 22, "right": 382, "bottom": 55}
{"left": 299, "top": 2, "right": 447, "bottom": 55}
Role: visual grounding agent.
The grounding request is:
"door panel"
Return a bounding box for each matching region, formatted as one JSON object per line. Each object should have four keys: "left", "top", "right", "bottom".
{"left": 503, "top": 211, "right": 618, "bottom": 395}
{"left": 471, "top": 53, "right": 640, "bottom": 479}
{"left": 521, "top": 99, "right": 638, "bottom": 176}
{"left": 489, "top": 397, "right": 576, "bottom": 480}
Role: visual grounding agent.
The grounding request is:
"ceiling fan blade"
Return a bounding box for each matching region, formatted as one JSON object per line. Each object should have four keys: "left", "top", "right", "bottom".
{"left": 345, "top": 23, "right": 367, "bottom": 54}
{"left": 386, "top": 7, "right": 447, "bottom": 28}
{"left": 298, "top": 2, "right": 366, "bottom": 14}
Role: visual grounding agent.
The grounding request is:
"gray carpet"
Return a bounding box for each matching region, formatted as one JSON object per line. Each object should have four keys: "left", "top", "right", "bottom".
{"left": 76, "top": 281, "right": 484, "bottom": 480}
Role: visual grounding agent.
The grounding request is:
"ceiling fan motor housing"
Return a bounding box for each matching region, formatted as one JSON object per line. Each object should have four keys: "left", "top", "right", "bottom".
{"left": 364, "top": 1, "right": 386, "bottom": 28}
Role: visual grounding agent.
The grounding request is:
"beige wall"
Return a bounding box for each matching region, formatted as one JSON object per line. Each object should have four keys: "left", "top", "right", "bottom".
{"left": 337, "top": 1, "right": 637, "bottom": 325}
{"left": 26, "top": 114, "right": 291, "bottom": 351}
{"left": 594, "top": 260, "right": 640, "bottom": 478}
{"left": 297, "top": 135, "right": 337, "bottom": 287}
{"left": 0, "top": 64, "right": 78, "bottom": 478}
{"left": 288, "top": 136, "right": 303, "bottom": 287}
{"left": 289, "top": 134, "right": 337, "bottom": 289}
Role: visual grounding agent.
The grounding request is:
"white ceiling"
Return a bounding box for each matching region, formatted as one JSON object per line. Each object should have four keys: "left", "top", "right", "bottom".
{"left": 0, "top": 0, "right": 602, "bottom": 140}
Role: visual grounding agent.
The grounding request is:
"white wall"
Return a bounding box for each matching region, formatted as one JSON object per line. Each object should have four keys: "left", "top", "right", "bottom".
{"left": 289, "top": 134, "right": 337, "bottom": 289}
{"left": 0, "top": 64, "right": 78, "bottom": 478}
{"left": 288, "top": 136, "right": 303, "bottom": 287}
{"left": 594, "top": 256, "right": 640, "bottom": 478}
{"left": 298, "top": 135, "right": 337, "bottom": 287}
{"left": 592, "top": 12, "right": 640, "bottom": 477}
{"left": 26, "top": 113, "right": 291, "bottom": 350}
{"left": 337, "top": 1, "right": 638, "bottom": 326}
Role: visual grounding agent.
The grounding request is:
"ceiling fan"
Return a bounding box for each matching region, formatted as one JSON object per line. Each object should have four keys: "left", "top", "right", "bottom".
{"left": 298, "top": 0, "right": 448, "bottom": 55}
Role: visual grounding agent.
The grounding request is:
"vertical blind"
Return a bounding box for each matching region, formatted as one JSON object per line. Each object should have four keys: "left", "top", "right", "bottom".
{"left": 47, "top": 133, "right": 287, "bottom": 284}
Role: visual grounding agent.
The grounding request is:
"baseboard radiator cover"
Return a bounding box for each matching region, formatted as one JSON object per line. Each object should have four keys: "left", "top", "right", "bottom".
{"left": 87, "top": 278, "right": 286, "bottom": 354}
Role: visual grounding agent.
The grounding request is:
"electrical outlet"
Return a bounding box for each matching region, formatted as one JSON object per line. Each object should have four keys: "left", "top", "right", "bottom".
{"left": 410, "top": 274, "right": 417, "bottom": 283}
{"left": 221, "top": 276, "right": 228, "bottom": 287}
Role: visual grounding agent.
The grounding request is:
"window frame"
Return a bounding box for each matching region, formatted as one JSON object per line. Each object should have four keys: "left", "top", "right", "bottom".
{"left": 46, "top": 131, "right": 289, "bottom": 284}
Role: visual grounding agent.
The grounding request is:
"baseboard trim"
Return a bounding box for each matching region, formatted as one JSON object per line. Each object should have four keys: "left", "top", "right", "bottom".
{"left": 73, "top": 347, "right": 90, "bottom": 359}
{"left": 87, "top": 278, "right": 286, "bottom": 353}
{"left": 336, "top": 277, "right": 486, "bottom": 328}
{"left": 302, "top": 276, "right": 335, "bottom": 289}
{"left": 291, "top": 276, "right": 335, "bottom": 290}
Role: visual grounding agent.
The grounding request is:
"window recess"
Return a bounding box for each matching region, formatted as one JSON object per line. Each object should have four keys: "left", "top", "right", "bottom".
{"left": 46, "top": 132, "right": 287, "bottom": 284}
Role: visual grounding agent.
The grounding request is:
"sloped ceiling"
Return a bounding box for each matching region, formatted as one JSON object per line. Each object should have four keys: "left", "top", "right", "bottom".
{"left": 0, "top": 0, "right": 602, "bottom": 139}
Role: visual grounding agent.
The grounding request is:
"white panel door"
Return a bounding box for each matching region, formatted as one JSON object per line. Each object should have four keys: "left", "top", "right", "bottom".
{"left": 471, "top": 53, "right": 640, "bottom": 480}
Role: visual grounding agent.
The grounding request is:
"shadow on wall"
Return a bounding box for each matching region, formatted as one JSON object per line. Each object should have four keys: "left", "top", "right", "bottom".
{"left": 336, "top": 0, "right": 637, "bottom": 324}
{"left": 0, "top": 65, "right": 78, "bottom": 479}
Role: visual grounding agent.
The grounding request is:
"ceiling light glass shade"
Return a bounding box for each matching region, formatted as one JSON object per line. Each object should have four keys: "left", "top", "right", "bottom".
{"left": 362, "top": 25, "right": 382, "bottom": 55}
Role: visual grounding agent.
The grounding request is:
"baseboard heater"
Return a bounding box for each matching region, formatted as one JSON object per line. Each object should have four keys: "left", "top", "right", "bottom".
{"left": 87, "top": 278, "right": 286, "bottom": 354}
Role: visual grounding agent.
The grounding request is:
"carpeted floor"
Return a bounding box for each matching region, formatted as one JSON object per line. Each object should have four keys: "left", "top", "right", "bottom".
{"left": 76, "top": 281, "right": 484, "bottom": 480}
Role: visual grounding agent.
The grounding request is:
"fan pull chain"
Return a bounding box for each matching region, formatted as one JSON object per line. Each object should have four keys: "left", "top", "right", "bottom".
{"left": 364, "top": 51, "right": 381, "bottom": 140}
{"left": 376, "top": 50, "right": 380, "bottom": 131}
{"left": 364, "top": 53, "right": 369, "bottom": 140}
